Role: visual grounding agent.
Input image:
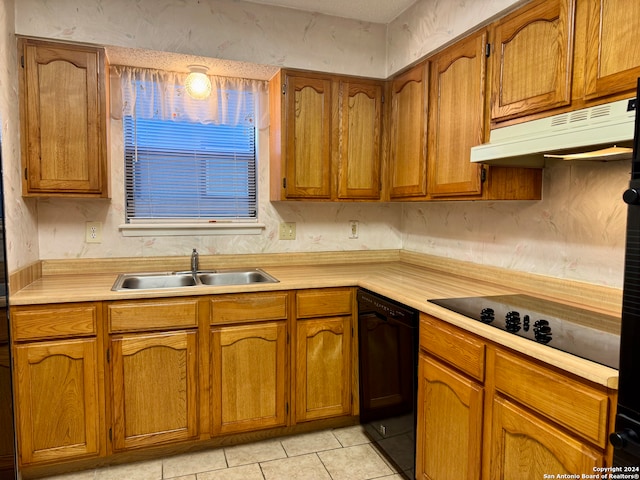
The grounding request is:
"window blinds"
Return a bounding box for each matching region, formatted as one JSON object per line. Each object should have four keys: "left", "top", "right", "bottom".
{"left": 123, "top": 84, "right": 257, "bottom": 222}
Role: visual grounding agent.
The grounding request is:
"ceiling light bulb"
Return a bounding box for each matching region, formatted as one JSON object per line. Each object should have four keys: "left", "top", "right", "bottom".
{"left": 185, "top": 65, "right": 212, "bottom": 100}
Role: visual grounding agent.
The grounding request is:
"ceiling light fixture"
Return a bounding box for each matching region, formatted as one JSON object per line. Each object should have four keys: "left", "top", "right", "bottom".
{"left": 185, "top": 65, "right": 212, "bottom": 100}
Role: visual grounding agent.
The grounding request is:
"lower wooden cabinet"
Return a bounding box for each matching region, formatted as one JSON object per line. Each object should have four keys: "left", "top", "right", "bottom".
{"left": 14, "top": 338, "right": 101, "bottom": 465}
{"left": 416, "top": 354, "right": 483, "bottom": 480}
{"left": 417, "top": 313, "right": 615, "bottom": 480}
{"left": 110, "top": 330, "right": 199, "bottom": 450}
{"left": 211, "top": 321, "right": 287, "bottom": 434}
{"left": 294, "top": 288, "right": 355, "bottom": 422}
{"left": 489, "top": 396, "right": 603, "bottom": 479}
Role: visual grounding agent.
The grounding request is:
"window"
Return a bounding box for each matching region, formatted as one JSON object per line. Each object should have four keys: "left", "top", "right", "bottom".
{"left": 116, "top": 67, "right": 266, "bottom": 235}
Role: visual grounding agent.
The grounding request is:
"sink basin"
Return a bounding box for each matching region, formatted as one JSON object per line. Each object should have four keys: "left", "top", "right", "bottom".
{"left": 197, "top": 269, "right": 279, "bottom": 286}
{"left": 112, "top": 272, "right": 197, "bottom": 291}
{"left": 112, "top": 268, "right": 278, "bottom": 291}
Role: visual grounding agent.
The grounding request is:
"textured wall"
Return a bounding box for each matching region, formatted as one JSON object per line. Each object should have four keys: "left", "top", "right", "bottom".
{"left": 0, "top": 0, "right": 40, "bottom": 272}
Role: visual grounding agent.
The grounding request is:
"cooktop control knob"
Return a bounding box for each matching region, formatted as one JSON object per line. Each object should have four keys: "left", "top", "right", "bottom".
{"left": 505, "top": 311, "right": 521, "bottom": 333}
{"left": 623, "top": 188, "right": 640, "bottom": 205}
{"left": 480, "top": 308, "right": 495, "bottom": 324}
{"left": 534, "top": 319, "right": 552, "bottom": 344}
{"left": 523, "top": 314, "right": 530, "bottom": 332}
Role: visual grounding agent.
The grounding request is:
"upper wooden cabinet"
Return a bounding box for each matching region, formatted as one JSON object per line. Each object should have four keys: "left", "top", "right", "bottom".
{"left": 490, "top": 0, "right": 575, "bottom": 122}
{"left": 427, "top": 30, "right": 486, "bottom": 197}
{"left": 269, "top": 70, "right": 383, "bottom": 201}
{"left": 388, "top": 61, "right": 429, "bottom": 199}
{"left": 18, "top": 38, "right": 109, "bottom": 198}
{"left": 583, "top": 0, "right": 640, "bottom": 100}
{"left": 337, "top": 80, "right": 383, "bottom": 199}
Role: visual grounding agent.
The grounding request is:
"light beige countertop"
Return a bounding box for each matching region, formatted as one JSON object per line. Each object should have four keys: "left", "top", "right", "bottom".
{"left": 9, "top": 252, "right": 621, "bottom": 389}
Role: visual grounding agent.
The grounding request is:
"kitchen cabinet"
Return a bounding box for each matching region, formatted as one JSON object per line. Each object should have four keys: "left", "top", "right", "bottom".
{"left": 427, "top": 29, "right": 486, "bottom": 197}
{"left": 294, "top": 288, "right": 354, "bottom": 422}
{"left": 269, "top": 69, "right": 383, "bottom": 201}
{"left": 490, "top": 396, "right": 602, "bottom": 479}
{"left": 18, "top": 38, "right": 109, "bottom": 198}
{"left": 210, "top": 292, "right": 289, "bottom": 434}
{"left": 107, "top": 298, "right": 200, "bottom": 451}
{"left": 490, "top": 0, "right": 575, "bottom": 122}
{"left": 417, "top": 314, "right": 614, "bottom": 480}
{"left": 583, "top": 0, "right": 640, "bottom": 100}
{"left": 388, "top": 61, "right": 429, "bottom": 199}
{"left": 337, "top": 79, "right": 383, "bottom": 199}
{"left": 416, "top": 355, "right": 484, "bottom": 480}
{"left": 11, "top": 303, "right": 103, "bottom": 465}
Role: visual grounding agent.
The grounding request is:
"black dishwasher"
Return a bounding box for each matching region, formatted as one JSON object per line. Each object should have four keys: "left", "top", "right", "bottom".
{"left": 357, "top": 289, "right": 418, "bottom": 479}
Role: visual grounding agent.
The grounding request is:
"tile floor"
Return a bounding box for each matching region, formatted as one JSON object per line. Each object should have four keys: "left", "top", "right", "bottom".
{"left": 40, "top": 425, "right": 411, "bottom": 480}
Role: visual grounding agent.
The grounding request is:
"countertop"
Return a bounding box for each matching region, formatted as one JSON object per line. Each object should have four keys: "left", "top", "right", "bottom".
{"left": 10, "top": 259, "right": 620, "bottom": 389}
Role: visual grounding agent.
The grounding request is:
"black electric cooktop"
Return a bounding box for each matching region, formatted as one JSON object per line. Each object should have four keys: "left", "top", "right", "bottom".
{"left": 428, "top": 294, "right": 621, "bottom": 369}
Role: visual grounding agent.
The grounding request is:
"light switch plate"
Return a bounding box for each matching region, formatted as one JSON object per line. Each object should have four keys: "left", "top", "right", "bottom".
{"left": 279, "top": 222, "right": 296, "bottom": 240}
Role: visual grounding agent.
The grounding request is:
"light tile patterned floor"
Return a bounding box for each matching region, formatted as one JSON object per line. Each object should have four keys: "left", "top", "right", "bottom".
{"left": 40, "top": 426, "right": 409, "bottom": 480}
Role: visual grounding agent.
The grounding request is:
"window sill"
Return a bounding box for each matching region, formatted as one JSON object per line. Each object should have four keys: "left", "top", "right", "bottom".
{"left": 119, "top": 222, "right": 266, "bottom": 237}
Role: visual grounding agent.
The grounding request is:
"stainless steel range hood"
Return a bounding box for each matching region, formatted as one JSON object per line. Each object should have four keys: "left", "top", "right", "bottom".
{"left": 470, "top": 98, "right": 636, "bottom": 167}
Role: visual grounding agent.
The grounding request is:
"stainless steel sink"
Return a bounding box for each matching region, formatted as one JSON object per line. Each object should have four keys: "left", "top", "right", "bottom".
{"left": 197, "top": 269, "right": 279, "bottom": 286}
{"left": 111, "top": 268, "right": 278, "bottom": 291}
{"left": 112, "top": 272, "right": 197, "bottom": 291}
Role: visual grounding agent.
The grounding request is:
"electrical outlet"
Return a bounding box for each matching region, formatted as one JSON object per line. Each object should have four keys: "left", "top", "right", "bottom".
{"left": 349, "top": 220, "right": 359, "bottom": 239}
{"left": 85, "top": 221, "right": 102, "bottom": 243}
{"left": 279, "top": 222, "right": 296, "bottom": 240}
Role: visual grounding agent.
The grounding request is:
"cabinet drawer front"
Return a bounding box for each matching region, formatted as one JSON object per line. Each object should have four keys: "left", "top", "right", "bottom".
{"left": 493, "top": 349, "right": 610, "bottom": 447}
{"left": 210, "top": 292, "right": 288, "bottom": 324}
{"left": 12, "top": 303, "right": 98, "bottom": 341}
{"left": 108, "top": 298, "right": 199, "bottom": 332}
{"left": 296, "top": 288, "right": 353, "bottom": 318}
{"left": 419, "top": 314, "right": 485, "bottom": 382}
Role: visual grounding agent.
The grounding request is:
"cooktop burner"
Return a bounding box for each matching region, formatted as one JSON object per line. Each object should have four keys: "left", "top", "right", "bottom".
{"left": 428, "top": 294, "right": 621, "bottom": 369}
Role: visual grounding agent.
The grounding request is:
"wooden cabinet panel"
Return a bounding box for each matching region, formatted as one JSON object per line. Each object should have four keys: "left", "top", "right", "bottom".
{"left": 493, "top": 348, "right": 610, "bottom": 447}
{"left": 14, "top": 338, "right": 100, "bottom": 464}
{"left": 19, "top": 38, "right": 109, "bottom": 197}
{"left": 12, "top": 303, "right": 98, "bottom": 341}
{"left": 584, "top": 0, "right": 640, "bottom": 99}
{"left": 389, "top": 61, "right": 429, "bottom": 199}
{"left": 108, "top": 298, "right": 199, "bottom": 332}
{"left": 110, "top": 330, "right": 198, "bottom": 450}
{"left": 210, "top": 292, "right": 288, "bottom": 324}
{"left": 416, "top": 354, "right": 483, "bottom": 480}
{"left": 296, "top": 288, "right": 353, "bottom": 318}
{"left": 211, "top": 321, "right": 287, "bottom": 434}
{"left": 428, "top": 30, "right": 485, "bottom": 197}
{"left": 295, "top": 316, "right": 351, "bottom": 421}
{"left": 283, "top": 73, "right": 332, "bottom": 199}
{"left": 420, "top": 314, "right": 485, "bottom": 382}
{"left": 491, "top": 0, "right": 575, "bottom": 121}
{"left": 489, "top": 396, "right": 603, "bottom": 479}
{"left": 337, "top": 80, "right": 383, "bottom": 199}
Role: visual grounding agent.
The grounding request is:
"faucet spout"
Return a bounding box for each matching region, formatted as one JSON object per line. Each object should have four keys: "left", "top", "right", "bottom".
{"left": 191, "top": 248, "right": 199, "bottom": 281}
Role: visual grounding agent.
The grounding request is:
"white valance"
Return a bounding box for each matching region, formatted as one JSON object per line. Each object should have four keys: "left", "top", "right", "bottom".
{"left": 110, "top": 66, "right": 268, "bottom": 129}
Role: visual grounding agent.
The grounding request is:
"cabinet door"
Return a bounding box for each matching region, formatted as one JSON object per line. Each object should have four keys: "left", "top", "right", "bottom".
{"left": 14, "top": 338, "right": 100, "bottom": 465}
{"left": 211, "top": 321, "right": 287, "bottom": 434}
{"left": 489, "top": 396, "right": 603, "bottom": 479}
{"left": 19, "top": 39, "right": 108, "bottom": 197}
{"left": 584, "top": 0, "right": 640, "bottom": 100}
{"left": 416, "top": 355, "right": 483, "bottom": 480}
{"left": 283, "top": 74, "right": 332, "bottom": 199}
{"left": 295, "top": 316, "right": 351, "bottom": 422}
{"left": 389, "top": 61, "right": 429, "bottom": 199}
{"left": 427, "top": 30, "right": 485, "bottom": 197}
{"left": 491, "top": 0, "right": 575, "bottom": 121}
{"left": 111, "top": 330, "right": 198, "bottom": 450}
{"left": 337, "top": 80, "right": 383, "bottom": 199}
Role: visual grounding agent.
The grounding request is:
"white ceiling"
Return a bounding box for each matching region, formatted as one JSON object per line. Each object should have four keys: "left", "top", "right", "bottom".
{"left": 241, "top": 0, "right": 418, "bottom": 23}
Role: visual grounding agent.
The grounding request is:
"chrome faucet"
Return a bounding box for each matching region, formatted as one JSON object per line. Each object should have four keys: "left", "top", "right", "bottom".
{"left": 191, "top": 248, "right": 199, "bottom": 282}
